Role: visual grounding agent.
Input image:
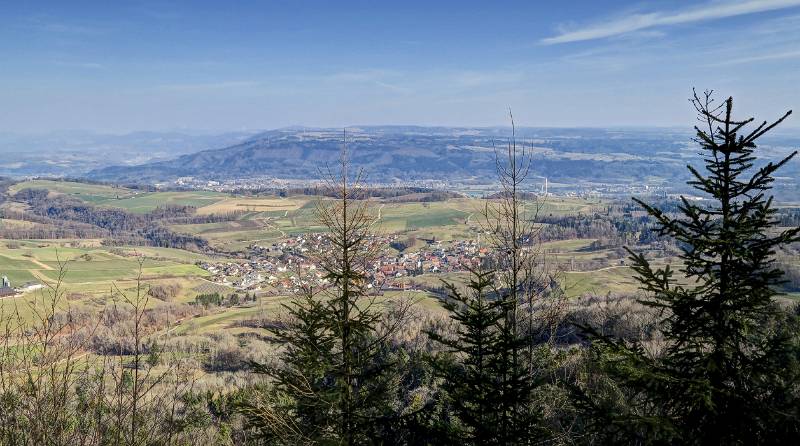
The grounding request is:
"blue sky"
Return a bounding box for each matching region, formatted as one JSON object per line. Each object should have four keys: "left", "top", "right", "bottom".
{"left": 1, "top": 0, "right": 799, "bottom": 133}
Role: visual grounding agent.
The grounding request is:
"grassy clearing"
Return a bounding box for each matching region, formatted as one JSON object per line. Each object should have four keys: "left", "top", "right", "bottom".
{"left": 172, "top": 222, "right": 286, "bottom": 251}
{"left": 564, "top": 266, "right": 639, "bottom": 297}
{"left": 542, "top": 239, "right": 597, "bottom": 251}
{"left": 533, "top": 196, "right": 603, "bottom": 217}
{"left": 379, "top": 202, "right": 468, "bottom": 231}
{"left": 175, "top": 300, "right": 285, "bottom": 335}
{"left": 0, "top": 254, "right": 40, "bottom": 284}
{"left": 0, "top": 240, "right": 212, "bottom": 322}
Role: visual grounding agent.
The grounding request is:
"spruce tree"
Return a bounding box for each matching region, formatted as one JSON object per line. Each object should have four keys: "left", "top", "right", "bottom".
{"left": 428, "top": 270, "right": 506, "bottom": 444}
{"left": 244, "top": 290, "right": 337, "bottom": 444}
{"left": 483, "top": 114, "right": 549, "bottom": 443}
{"left": 582, "top": 91, "right": 800, "bottom": 444}
{"left": 313, "top": 144, "right": 400, "bottom": 445}
{"left": 429, "top": 116, "right": 551, "bottom": 445}
{"left": 244, "top": 136, "right": 402, "bottom": 445}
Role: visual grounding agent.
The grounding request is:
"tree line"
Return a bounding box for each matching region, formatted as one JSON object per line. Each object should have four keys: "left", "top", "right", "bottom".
{"left": 3, "top": 190, "right": 222, "bottom": 251}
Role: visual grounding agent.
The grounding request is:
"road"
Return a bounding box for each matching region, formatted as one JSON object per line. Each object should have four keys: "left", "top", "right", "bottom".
{"left": 371, "top": 203, "right": 386, "bottom": 227}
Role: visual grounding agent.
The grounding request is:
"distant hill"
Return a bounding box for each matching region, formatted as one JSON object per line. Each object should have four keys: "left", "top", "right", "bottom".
{"left": 88, "top": 127, "right": 683, "bottom": 182}
{"left": 87, "top": 126, "right": 800, "bottom": 190}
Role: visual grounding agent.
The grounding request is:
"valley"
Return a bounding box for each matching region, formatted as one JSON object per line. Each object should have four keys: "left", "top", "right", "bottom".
{"left": 0, "top": 181, "right": 623, "bottom": 325}
{"left": 0, "top": 128, "right": 798, "bottom": 444}
{"left": 3, "top": 178, "right": 798, "bottom": 334}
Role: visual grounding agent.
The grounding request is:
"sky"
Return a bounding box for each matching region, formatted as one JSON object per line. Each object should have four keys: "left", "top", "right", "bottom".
{"left": 1, "top": 0, "right": 800, "bottom": 133}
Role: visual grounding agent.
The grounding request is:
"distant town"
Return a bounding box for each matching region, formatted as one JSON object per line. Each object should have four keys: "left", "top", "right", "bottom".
{"left": 166, "top": 174, "right": 673, "bottom": 199}
{"left": 198, "top": 233, "right": 488, "bottom": 295}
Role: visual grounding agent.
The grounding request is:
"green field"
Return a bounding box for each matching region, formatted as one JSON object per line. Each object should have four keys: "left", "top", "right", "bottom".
{"left": 0, "top": 239, "right": 216, "bottom": 321}
{"left": 533, "top": 196, "right": 603, "bottom": 217}
{"left": 1, "top": 180, "right": 647, "bottom": 318}
{"left": 564, "top": 266, "right": 638, "bottom": 297}
{"left": 9, "top": 180, "right": 230, "bottom": 213}
{"left": 11, "top": 181, "right": 605, "bottom": 246}
{"left": 8, "top": 180, "right": 139, "bottom": 203}
{"left": 167, "top": 198, "right": 479, "bottom": 249}
{"left": 105, "top": 191, "right": 230, "bottom": 213}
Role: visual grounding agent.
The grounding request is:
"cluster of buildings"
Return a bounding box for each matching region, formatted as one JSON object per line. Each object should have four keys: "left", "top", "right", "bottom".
{"left": 199, "top": 254, "right": 321, "bottom": 294}
{"left": 167, "top": 176, "right": 320, "bottom": 192}
{"left": 372, "top": 239, "right": 486, "bottom": 282}
{"left": 576, "top": 183, "right": 670, "bottom": 198}
{"left": 198, "top": 233, "right": 489, "bottom": 294}
{"left": 164, "top": 175, "right": 456, "bottom": 193}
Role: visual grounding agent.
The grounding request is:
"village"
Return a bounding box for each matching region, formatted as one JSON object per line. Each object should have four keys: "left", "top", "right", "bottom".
{"left": 198, "top": 232, "right": 487, "bottom": 295}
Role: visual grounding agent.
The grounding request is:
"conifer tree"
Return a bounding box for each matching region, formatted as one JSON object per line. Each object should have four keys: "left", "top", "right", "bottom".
{"left": 244, "top": 134, "right": 405, "bottom": 445}
{"left": 429, "top": 116, "right": 552, "bottom": 445}
{"left": 428, "top": 270, "right": 506, "bottom": 444}
{"left": 480, "top": 114, "right": 548, "bottom": 443}
{"left": 581, "top": 91, "right": 800, "bottom": 444}
{"left": 243, "top": 289, "right": 337, "bottom": 444}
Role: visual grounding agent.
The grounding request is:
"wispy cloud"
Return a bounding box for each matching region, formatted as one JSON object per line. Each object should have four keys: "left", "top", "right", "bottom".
{"left": 26, "top": 16, "right": 104, "bottom": 36}
{"left": 542, "top": 0, "right": 800, "bottom": 44}
{"left": 156, "top": 81, "right": 261, "bottom": 92}
{"left": 750, "top": 13, "right": 800, "bottom": 34}
{"left": 708, "top": 49, "right": 800, "bottom": 65}
{"left": 52, "top": 59, "right": 106, "bottom": 69}
{"left": 325, "top": 69, "right": 411, "bottom": 93}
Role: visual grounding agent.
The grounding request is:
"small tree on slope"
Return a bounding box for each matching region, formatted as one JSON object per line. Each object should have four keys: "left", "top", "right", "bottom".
{"left": 427, "top": 270, "right": 506, "bottom": 444}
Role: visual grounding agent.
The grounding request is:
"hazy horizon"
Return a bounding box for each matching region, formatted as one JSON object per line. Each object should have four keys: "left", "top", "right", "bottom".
{"left": 4, "top": 123, "right": 800, "bottom": 139}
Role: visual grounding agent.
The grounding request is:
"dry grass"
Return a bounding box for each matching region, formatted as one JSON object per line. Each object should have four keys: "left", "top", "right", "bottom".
{"left": 196, "top": 197, "right": 307, "bottom": 215}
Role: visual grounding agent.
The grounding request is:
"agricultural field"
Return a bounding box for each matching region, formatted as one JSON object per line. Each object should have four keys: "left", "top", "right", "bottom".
{"left": 0, "top": 179, "right": 723, "bottom": 329}
{"left": 7, "top": 180, "right": 140, "bottom": 203}
{"left": 8, "top": 180, "right": 230, "bottom": 213}
{"left": 564, "top": 265, "right": 640, "bottom": 297}
{"left": 168, "top": 196, "right": 607, "bottom": 251}
{"left": 107, "top": 190, "right": 230, "bottom": 213}
{"left": 0, "top": 239, "right": 224, "bottom": 321}
{"left": 196, "top": 196, "right": 308, "bottom": 215}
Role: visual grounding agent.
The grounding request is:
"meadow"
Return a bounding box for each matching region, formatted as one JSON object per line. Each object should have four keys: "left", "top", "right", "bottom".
{"left": 0, "top": 239, "right": 222, "bottom": 322}
{"left": 8, "top": 180, "right": 230, "bottom": 213}
{"left": 165, "top": 195, "right": 606, "bottom": 251}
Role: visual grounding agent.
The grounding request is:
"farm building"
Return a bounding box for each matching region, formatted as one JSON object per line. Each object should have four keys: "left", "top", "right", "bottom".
{"left": 0, "top": 276, "right": 15, "bottom": 297}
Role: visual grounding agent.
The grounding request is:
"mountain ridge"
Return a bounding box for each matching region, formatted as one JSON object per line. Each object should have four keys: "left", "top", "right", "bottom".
{"left": 86, "top": 126, "right": 800, "bottom": 188}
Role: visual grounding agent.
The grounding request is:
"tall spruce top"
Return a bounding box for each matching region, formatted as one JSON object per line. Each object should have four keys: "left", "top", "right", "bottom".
{"left": 620, "top": 90, "right": 800, "bottom": 443}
